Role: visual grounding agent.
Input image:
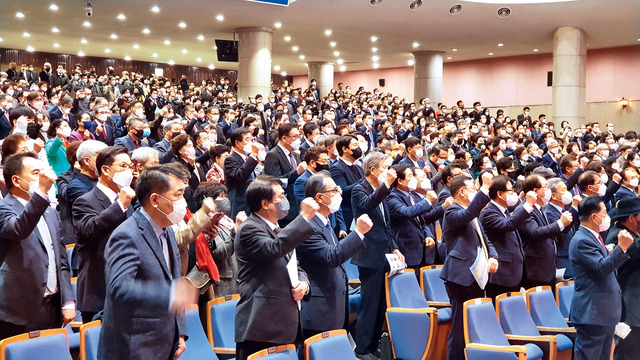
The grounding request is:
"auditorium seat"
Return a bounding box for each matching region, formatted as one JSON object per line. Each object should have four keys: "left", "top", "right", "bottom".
{"left": 304, "top": 329, "right": 356, "bottom": 360}
{"left": 496, "top": 292, "right": 573, "bottom": 360}
{"left": 247, "top": 344, "right": 297, "bottom": 360}
{"left": 207, "top": 295, "right": 239, "bottom": 358}
{"left": 420, "top": 265, "right": 453, "bottom": 360}
{"left": 525, "top": 287, "right": 576, "bottom": 342}
{"left": 65, "top": 244, "right": 74, "bottom": 271}
{"left": 79, "top": 320, "right": 101, "bottom": 360}
{"left": 181, "top": 304, "right": 219, "bottom": 360}
{"left": 386, "top": 307, "right": 437, "bottom": 360}
{"left": 385, "top": 269, "right": 428, "bottom": 308}
{"left": 554, "top": 281, "right": 574, "bottom": 321}
{"left": 0, "top": 328, "right": 72, "bottom": 360}
{"left": 464, "top": 298, "right": 544, "bottom": 360}
{"left": 65, "top": 277, "right": 82, "bottom": 352}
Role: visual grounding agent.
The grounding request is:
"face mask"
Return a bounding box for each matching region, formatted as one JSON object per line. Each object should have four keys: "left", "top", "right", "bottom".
{"left": 63, "top": 107, "right": 71, "bottom": 114}
{"left": 448, "top": 154, "right": 455, "bottom": 163}
{"left": 142, "top": 129, "right": 151, "bottom": 138}
{"left": 407, "top": 178, "right": 418, "bottom": 192}
{"left": 214, "top": 198, "right": 231, "bottom": 215}
{"left": 315, "top": 163, "right": 330, "bottom": 172}
{"left": 601, "top": 150, "right": 610, "bottom": 158}
{"left": 466, "top": 189, "right": 477, "bottom": 203}
{"left": 561, "top": 191, "right": 573, "bottom": 205}
{"left": 183, "top": 147, "right": 196, "bottom": 158}
{"left": 274, "top": 197, "right": 290, "bottom": 219}
{"left": 290, "top": 138, "right": 301, "bottom": 150}
{"left": 78, "top": 94, "right": 86, "bottom": 99}
{"left": 82, "top": 120, "right": 93, "bottom": 129}
{"left": 466, "top": 160, "right": 473, "bottom": 168}
{"left": 257, "top": 150, "right": 267, "bottom": 162}
{"left": 376, "top": 169, "right": 387, "bottom": 185}
{"left": 40, "top": 122, "right": 50, "bottom": 132}
{"left": 135, "top": 109, "right": 144, "bottom": 117}
{"left": 543, "top": 188, "right": 552, "bottom": 202}
{"left": 359, "top": 142, "right": 369, "bottom": 154}
{"left": 324, "top": 193, "right": 342, "bottom": 213}
{"left": 61, "top": 127, "right": 72, "bottom": 138}
{"left": 594, "top": 213, "right": 611, "bottom": 233}
{"left": 97, "top": 114, "right": 109, "bottom": 122}
{"left": 436, "top": 158, "right": 446, "bottom": 166}
{"left": 211, "top": 115, "right": 219, "bottom": 122}
{"left": 17, "top": 176, "right": 39, "bottom": 197}
{"left": 505, "top": 192, "right": 519, "bottom": 207}
{"left": 243, "top": 143, "right": 253, "bottom": 155}
{"left": 108, "top": 168, "right": 134, "bottom": 188}
{"left": 633, "top": 160, "right": 640, "bottom": 168}
{"left": 201, "top": 140, "right": 211, "bottom": 150}
{"left": 592, "top": 183, "right": 606, "bottom": 197}
{"left": 415, "top": 149, "right": 424, "bottom": 158}
{"left": 33, "top": 101, "right": 44, "bottom": 109}
{"left": 550, "top": 147, "right": 559, "bottom": 155}
{"left": 610, "top": 144, "right": 618, "bottom": 151}
{"left": 133, "top": 128, "right": 145, "bottom": 139}
{"left": 629, "top": 178, "right": 639, "bottom": 188}
{"left": 157, "top": 195, "right": 188, "bottom": 225}
{"left": 350, "top": 147, "right": 363, "bottom": 159}
{"left": 601, "top": 174, "right": 608, "bottom": 184}
{"left": 420, "top": 179, "right": 432, "bottom": 191}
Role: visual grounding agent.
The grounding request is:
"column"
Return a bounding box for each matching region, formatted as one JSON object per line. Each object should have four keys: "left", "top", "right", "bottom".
{"left": 236, "top": 27, "right": 274, "bottom": 102}
{"left": 412, "top": 51, "right": 444, "bottom": 105}
{"left": 307, "top": 61, "right": 334, "bottom": 99}
{"left": 552, "top": 26, "right": 587, "bottom": 130}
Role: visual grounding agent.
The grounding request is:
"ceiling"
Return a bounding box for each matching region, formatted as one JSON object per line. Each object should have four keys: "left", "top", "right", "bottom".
{"left": 1, "top": 0, "right": 638, "bottom": 76}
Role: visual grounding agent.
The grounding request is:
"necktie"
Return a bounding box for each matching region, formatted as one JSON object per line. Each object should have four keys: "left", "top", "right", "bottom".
{"left": 274, "top": 226, "right": 281, "bottom": 235}
{"left": 598, "top": 235, "right": 608, "bottom": 253}
{"left": 37, "top": 215, "right": 57, "bottom": 295}
{"left": 472, "top": 218, "right": 489, "bottom": 260}
{"left": 326, "top": 221, "right": 337, "bottom": 245}
{"left": 379, "top": 202, "right": 386, "bottom": 225}
{"left": 288, "top": 152, "right": 297, "bottom": 170}
{"left": 159, "top": 230, "right": 171, "bottom": 273}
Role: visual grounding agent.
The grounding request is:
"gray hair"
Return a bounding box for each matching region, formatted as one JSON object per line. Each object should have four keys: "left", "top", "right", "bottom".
{"left": 363, "top": 151, "right": 389, "bottom": 176}
{"left": 76, "top": 140, "right": 108, "bottom": 166}
{"left": 131, "top": 147, "right": 159, "bottom": 165}
{"left": 304, "top": 170, "right": 331, "bottom": 198}
{"left": 548, "top": 177, "right": 564, "bottom": 194}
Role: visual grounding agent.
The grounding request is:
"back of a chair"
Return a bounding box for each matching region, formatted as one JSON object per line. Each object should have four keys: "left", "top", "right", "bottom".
{"left": 463, "top": 298, "right": 510, "bottom": 347}
{"left": 65, "top": 244, "right": 74, "bottom": 269}
{"left": 70, "top": 278, "right": 82, "bottom": 322}
{"left": 182, "top": 305, "right": 219, "bottom": 360}
{"left": 386, "top": 269, "right": 429, "bottom": 308}
{"left": 247, "top": 344, "right": 297, "bottom": 360}
{"left": 386, "top": 308, "right": 436, "bottom": 360}
{"left": 207, "top": 295, "right": 240, "bottom": 350}
{"left": 495, "top": 293, "right": 541, "bottom": 337}
{"left": 555, "top": 281, "right": 574, "bottom": 319}
{"left": 305, "top": 330, "right": 356, "bottom": 360}
{"left": 1, "top": 329, "right": 72, "bottom": 360}
{"left": 343, "top": 258, "right": 359, "bottom": 282}
{"left": 526, "top": 287, "right": 568, "bottom": 328}
{"left": 80, "top": 321, "right": 101, "bottom": 360}
{"left": 420, "top": 265, "right": 449, "bottom": 303}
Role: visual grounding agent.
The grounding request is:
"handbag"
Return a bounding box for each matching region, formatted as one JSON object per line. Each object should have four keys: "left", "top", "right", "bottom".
{"left": 184, "top": 265, "right": 213, "bottom": 295}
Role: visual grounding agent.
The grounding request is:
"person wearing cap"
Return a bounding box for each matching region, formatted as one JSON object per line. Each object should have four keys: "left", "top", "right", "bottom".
{"left": 606, "top": 197, "right": 640, "bottom": 360}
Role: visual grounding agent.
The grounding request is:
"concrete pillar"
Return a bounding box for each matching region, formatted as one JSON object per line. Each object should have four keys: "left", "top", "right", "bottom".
{"left": 236, "top": 27, "right": 274, "bottom": 102}
{"left": 552, "top": 26, "right": 587, "bottom": 130}
{"left": 307, "top": 62, "right": 334, "bottom": 99}
{"left": 412, "top": 51, "right": 444, "bottom": 105}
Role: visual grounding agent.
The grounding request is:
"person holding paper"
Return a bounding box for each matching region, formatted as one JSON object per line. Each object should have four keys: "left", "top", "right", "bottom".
{"left": 569, "top": 196, "right": 632, "bottom": 360}
{"left": 440, "top": 172, "right": 498, "bottom": 360}
{"left": 234, "top": 175, "right": 320, "bottom": 360}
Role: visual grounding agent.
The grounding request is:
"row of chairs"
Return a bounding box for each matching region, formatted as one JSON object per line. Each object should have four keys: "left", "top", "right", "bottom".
{"left": 385, "top": 267, "right": 576, "bottom": 360}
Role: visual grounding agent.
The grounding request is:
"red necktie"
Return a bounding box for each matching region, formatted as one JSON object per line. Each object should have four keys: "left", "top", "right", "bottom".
{"left": 598, "top": 235, "right": 608, "bottom": 253}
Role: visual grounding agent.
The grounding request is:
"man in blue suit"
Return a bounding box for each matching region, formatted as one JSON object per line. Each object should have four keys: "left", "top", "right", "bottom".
{"left": 330, "top": 135, "right": 364, "bottom": 230}
{"left": 398, "top": 137, "right": 425, "bottom": 168}
{"left": 224, "top": 128, "right": 263, "bottom": 218}
{"left": 99, "top": 164, "right": 194, "bottom": 360}
{"left": 569, "top": 196, "right": 632, "bottom": 360}
{"left": 614, "top": 168, "right": 638, "bottom": 205}
{"left": 0, "top": 94, "right": 13, "bottom": 140}
{"left": 299, "top": 122, "right": 320, "bottom": 161}
{"left": 541, "top": 139, "right": 562, "bottom": 176}
{"left": 298, "top": 172, "right": 370, "bottom": 338}
{"left": 480, "top": 175, "right": 536, "bottom": 298}
{"left": 546, "top": 178, "right": 581, "bottom": 279}
{"left": 440, "top": 173, "right": 499, "bottom": 360}
{"left": 351, "top": 152, "right": 404, "bottom": 360}
{"left": 152, "top": 120, "right": 182, "bottom": 164}
{"left": 89, "top": 106, "right": 119, "bottom": 146}
{"left": 113, "top": 118, "right": 149, "bottom": 154}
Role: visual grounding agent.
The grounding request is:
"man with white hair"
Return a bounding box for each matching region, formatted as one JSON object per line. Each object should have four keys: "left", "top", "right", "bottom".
{"left": 153, "top": 119, "right": 183, "bottom": 163}
{"left": 131, "top": 147, "right": 160, "bottom": 174}
{"left": 65, "top": 140, "right": 107, "bottom": 208}
{"left": 39, "top": 62, "right": 53, "bottom": 84}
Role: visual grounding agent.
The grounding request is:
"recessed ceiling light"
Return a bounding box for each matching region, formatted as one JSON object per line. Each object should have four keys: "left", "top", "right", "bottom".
{"left": 292, "top": 46, "right": 299, "bottom": 52}
{"left": 51, "top": 27, "right": 59, "bottom": 33}
{"left": 371, "top": 47, "right": 378, "bottom": 52}
{"left": 216, "top": 14, "right": 224, "bottom": 21}
{"left": 83, "top": 21, "right": 91, "bottom": 27}
{"left": 371, "top": 36, "right": 378, "bottom": 42}
{"left": 197, "top": 34, "right": 205, "bottom": 41}
{"left": 304, "top": 63, "right": 308, "bottom": 67}
{"left": 274, "top": 22, "right": 282, "bottom": 28}
{"left": 117, "top": 13, "right": 126, "bottom": 20}
{"left": 333, "top": 51, "right": 340, "bottom": 56}
{"left": 178, "top": 22, "right": 187, "bottom": 28}
{"left": 330, "top": 41, "right": 337, "bottom": 47}
{"left": 372, "top": 55, "right": 380, "bottom": 61}
{"left": 533, "top": 48, "right": 539, "bottom": 52}
{"left": 168, "top": 60, "right": 175, "bottom": 65}
{"left": 447, "top": 56, "right": 452, "bottom": 60}
{"left": 452, "top": 48, "right": 458, "bottom": 52}
{"left": 151, "top": 5, "right": 160, "bottom": 13}
{"left": 26, "top": 46, "right": 35, "bottom": 52}
{"left": 124, "top": 56, "right": 131, "bottom": 61}
{"left": 324, "top": 29, "right": 332, "bottom": 36}
{"left": 152, "top": 53, "right": 158, "bottom": 58}
{"left": 274, "top": 65, "right": 281, "bottom": 71}
{"left": 133, "top": 43, "right": 139, "bottom": 49}
{"left": 53, "top": 42, "right": 60, "bottom": 48}
{"left": 110, "top": 33, "right": 118, "bottom": 39}
{"left": 408, "top": 59, "right": 415, "bottom": 65}
{"left": 0, "top": 38, "right": 3, "bottom": 42}
{"left": 413, "top": 42, "right": 420, "bottom": 48}
{"left": 142, "top": 28, "right": 151, "bottom": 34}
{"left": 104, "top": 48, "right": 111, "bottom": 53}
{"left": 637, "top": 38, "right": 640, "bottom": 41}
{"left": 49, "top": 4, "right": 59, "bottom": 11}
{"left": 337, "top": 59, "right": 344, "bottom": 64}
{"left": 196, "top": 57, "right": 202, "bottom": 62}
{"left": 488, "top": 52, "right": 494, "bottom": 55}
{"left": 80, "top": 38, "right": 87, "bottom": 44}
{"left": 373, "top": 63, "right": 380, "bottom": 69}
{"left": 284, "top": 35, "right": 291, "bottom": 42}
{"left": 339, "top": 65, "right": 346, "bottom": 71}
{"left": 16, "top": 12, "right": 25, "bottom": 19}
{"left": 299, "top": 54, "right": 305, "bottom": 60}
{"left": 78, "top": 51, "right": 85, "bottom": 57}
{"left": 208, "top": 64, "right": 215, "bottom": 69}
{"left": 498, "top": 43, "right": 504, "bottom": 47}
{"left": 213, "top": 46, "right": 217, "bottom": 50}
{"left": 22, "top": 32, "right": 30, "bottom": 38}
{"left": 164, "top": 40, "right": 171, "bottom": 45}
{"left": 281, "top": 71, "right": 287, "bottom": 76}
{"left": 181, "top": 49, "right": 188, "bottom": 54}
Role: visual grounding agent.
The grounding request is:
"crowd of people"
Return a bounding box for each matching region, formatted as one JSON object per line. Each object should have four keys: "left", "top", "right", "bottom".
{"left": 0, "top": 61, "right": 639, "bottom": 360}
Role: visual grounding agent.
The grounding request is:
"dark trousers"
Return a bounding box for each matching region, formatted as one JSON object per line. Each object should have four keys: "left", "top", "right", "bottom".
{"left": 445, "top": 281, "right": 485, "bottom": 360}
{"left": 81, "top": 311, "right": 97, "bottom": 324}
{"left": 614, "top": 325, "right": 640, "bottom": 360}
{"left": 485, "top": 283, "right": 521, "bottom": 300}
{"left": 0, "top": 293, "right": 60, "bottom": 340}
{"left": 574, "top": 324, "right": 615, "bottom": 360}
{"left": 354, "top": 266, "right": 387, "bottom": 355}
{"left": 236, "top": 340, "right": 281, "bottom": 360}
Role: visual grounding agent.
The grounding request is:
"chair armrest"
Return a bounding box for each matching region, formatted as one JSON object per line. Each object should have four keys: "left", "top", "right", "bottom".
{"left": 70, "top": 321, "right": 82, "bottom": 329}
{"left": 505, "top": 334, "right": 557, "bottom": 342}
{"left": 213, "top": 347, "right": 236, "bottom": 355}
{"left": 537, "top": 326, "right": 576, "bottom": 334}
{"left": 466, "top": 342, "right": 528, "bottom": 353}
{"left": 427, "top": 301, "right": 451, "bottom": 308}
{"left": 349, "top": 279, "right": 361, "bottom": 286}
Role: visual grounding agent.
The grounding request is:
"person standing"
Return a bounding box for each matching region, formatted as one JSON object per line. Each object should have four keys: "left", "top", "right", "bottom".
{"left": 224, "top": 128, "right": 263, "bottom": 218}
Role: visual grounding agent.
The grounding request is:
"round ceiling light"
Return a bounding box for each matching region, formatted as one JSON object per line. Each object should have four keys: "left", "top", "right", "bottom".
{"left": 449, "top": 4, "right": 463, "bottom": 15}
{"left": 497, "top": 7, "right": 512, "bottom": 18}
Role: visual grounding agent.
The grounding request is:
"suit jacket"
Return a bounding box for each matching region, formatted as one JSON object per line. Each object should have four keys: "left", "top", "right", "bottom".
{"left": 294, "top": 169, "right": 313, "bottom": 203}
{"left": 330, "top": 158, "right": 364, "bottom": 229}
{"left": 72, "top": 186, "right": 134, "bottom": 313}
{"left": 65, "top": 172, "right": 96, "bottom": 209}
{"left": 426, "top": 160, "right": 445, "bottom": 194}
{"left": 235, "top": 214, "right": 314, "bottom": 343}
{"left": 99, "top": 210, "right": 186, "bottom": 360}
{"left": 544, "top": 203, "right": 579, "bottom": 260}
{"left": 175, "top": 157, "right": 207, "bottom": 212}
{"left": 606, "top": 224, "right": 640, "bottom": 326}
{"left": 614, "top": 185, "right": 637, "bottom": 206}
{"left": 152, "top": 138, "right": 175, "bottom": 164}
{"left": 89, "top": 121, "right": 116, "bottom": 146}
{"left": 263, "top": 145, "right": 302, "bottom": 226}
{"left": 299, "top": 139, "right": 312, "bottom": 160}
{"left": 0, "top": 109, "right": 11, "bottom": 140}
{"left": 216, "top": 119, "right": 229, "bottom": 144}
{"left": 541, "top": 153, "right": 561, "bottom": 176}
{"left": 224, "top": 151, "right": 259, "bottom": 218}
{"left": 298, "top": 215, "right": 365, "bottom": 331}
{"left": 561, "top": 168, "right": 584, "bottom": 197}
{"left": 480, "top": 202, "right": 528, "bottom": 287}
{"left": 569, "top": 226, "right": 629, "bottom": 326}
{"left": 0, "top": 193, "right": 73, "bottom": 327}
{"left": 386, "top": 188, "right": 441, "bottom": 266}
{"left": 398, "top": 156, "right": 425, "bottom": 168}
{"left": 350, "top": 179, "right": 397, "bottom": 269}
{"left": 440, "top": 191, "right": 498, "bottom": 287}
{"left": 518, "top": 204, "right": 562, "bottom": 285}
{"left": 113, "top": 134, "right": 149, "bottom": 154}
{"left": 39, "top": 70, "right": 52, "bottom": 84}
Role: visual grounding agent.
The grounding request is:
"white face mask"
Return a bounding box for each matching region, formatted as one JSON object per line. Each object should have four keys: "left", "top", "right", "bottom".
{"left": 135, "top": 108, "right": 144, "bottom": 117}
{"left": 257, "top": 150, "right": 267, "bottom": 162}
{"left": 594, "top": 213, "right": 611, "bottom": 233}
{"left": 109, "top": 168, "right": 134, "bottom": 189}
{"left": 201, "top": 141, "right": 211, "bottom": 150}
{"left": 98, "top": 114, "right": 109, "bottom": 122}
{"left": 448, "top": 154, "right": 455, "bottom": 163}
{"left": 242, "top": 143, "right": 253, "bottom": 155}
{"left": 601, "top": 150, "right": 610, "bottom": 158}
{"left": 505, "top": 192, "right": 519, "bottom": 207}
{"left": 407, "top": 178, "right": 418, "bottom": 192}
{"left": 63, "top": 107, "right": 71, "bottom": 114}
{"left": 324, "top": 193, "right": 342, "bottom": 213}
{"left": 561, "top": 191, "right": 573, "bottom": 205}
{"left": 61, "top": 127, "right": 72, "bottom": 138}
{"left": 543, "top": 188, "right": 552, "bottom": 202}
{"left": 633, "top": 160, "right": 640, "bottom": 168}
{"left": 629, "top": 178, "right": 639, "bottom": 188}
{"left": 157, "top": 195, "right": 188, "bottom": 225}
{"left": 550, "top": 147, "right": 559, "bottom": 155}
{"left": 594, "top": 183, "right": 607, "bottom": 197}
{"left": 376, "top": 169, "right": 387, "bottom": 185}
{"left": 415, "top": 149, "right": 424, "bottom": 159}
{"left": 601, "top": 174, "right": 608, "bottom": 184}
{"left": 359, "top": 142, "right": 369, "bottom": 154}
{"left": 467, "top": 189, "right": 477, "bottom": 203}
{"left": 40, "top": 122, "right": 50, "bottom": 132}
{"left": 420, "top": 179, "right": 432, "bottom": 191}
{"left": 290, "top": 138, "right": 301, "bottom": 150}
{"left": 17, "top": 176, "right": 39, "bottom": 197}
{"left": 33, "top": 101, "right": 44, "bottom": 109}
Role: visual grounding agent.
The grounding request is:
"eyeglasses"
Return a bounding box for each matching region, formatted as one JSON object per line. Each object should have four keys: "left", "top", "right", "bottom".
{"left": 114, "top": 162, "right": 134, "bottom": 170}
{"left": 322, "top": 186, "right": 342, "bottom": 195}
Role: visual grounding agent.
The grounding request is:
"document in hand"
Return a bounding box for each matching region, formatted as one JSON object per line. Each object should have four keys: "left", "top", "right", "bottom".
{"left": 469, "top": 246, "right": 488, "bottom": 289}
{"left": 386, "top": 253, "right": 407, "bottom": 277}
{"left": 286, "top": 250, "right": 301, "bottom": 310}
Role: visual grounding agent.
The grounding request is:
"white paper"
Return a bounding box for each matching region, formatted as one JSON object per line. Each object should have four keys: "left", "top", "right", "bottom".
{"left": 386, "top": 253, "right": 407, "bottom": 277}
{"left": 286, "top": 250, "right": 301, "bottom": 310}
{"left": 469, "top": 246, "right": 489, "bottom": 289}
{"left": 615, "top": 322, "right": 631, "bottom": 339}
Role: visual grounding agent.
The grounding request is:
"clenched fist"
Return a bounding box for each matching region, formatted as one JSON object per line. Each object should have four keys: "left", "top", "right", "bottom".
{"left": 38, "top": 168, "right": 57, "bottom": 193}
{"left": 442, "top": 197, "right": 454, "bottom": 209}
{"left": 300, "top": 198, "right": 321, "bottom": 221}
{"left": 118, "top": 186, "right": 136, "bottom": 208}
{"left": 425, "top": 190, "right": 438, "bottom": 204}
{"left": 297, "top": 161, "right": 308, "bottom": 175}
{"left": 525, "top": 191, "right": 538, "bottom": 206}
{"left": 560, "top": 211, "right": 573, "bottom": 227}
{"left": 385, "top": 168, "right": 397, "bottom": 187}
{"left": 355, "top": 214, "right": 374, "bottom": 234}
{"left": 618, "top": 229, "right": 634, "bottom": 252}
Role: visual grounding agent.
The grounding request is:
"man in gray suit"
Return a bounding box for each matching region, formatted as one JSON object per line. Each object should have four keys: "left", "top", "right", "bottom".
{"left": 99, "top": 164, "right": 197, "bottom": 359}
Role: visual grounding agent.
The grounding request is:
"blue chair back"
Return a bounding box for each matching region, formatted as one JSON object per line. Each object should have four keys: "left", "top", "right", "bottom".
{"left": 181, "top": 306, "right": 219, "bottom": 360}
{"left": 306, "top": 330, "right": 356, "bottom": 360}
{"left": 496, "top": 294, "right": 541, "bottom": 337}
{"left": 387, "top": 270, "right": 429, "bottom": 308}
{"left": 1, "top": 329, "right": 72, "bottom": 360}
{"left": 420, "top": 266, "right": 449, "bottom": 303}
{"left": 527, "top": 287, "right": 569, "bottom": 328}
{"left": 70, "top": 279, "right": 82, "bottom": 322}
{"left": 386, "top": 308, "right": 434, "bottom": 360}
{"left": 464, "top": 299, "right": 510, "bottom": 347}
{"left": 343, "top": 258, "right": 359, "bottom": 282}
{"left": 66, "top": 245, "right": 74, "bottom": 270}
{"left": 557, "top": 282, "right": 574, "bottom": 318}
{"left": 208, "top": 297, "right": 239, "bottom": 350}
{"left": 249, "top": 346, "right": 298, "bottom": 360}
{"left": 80, "top": 321, "right": 101, "bottom": 360}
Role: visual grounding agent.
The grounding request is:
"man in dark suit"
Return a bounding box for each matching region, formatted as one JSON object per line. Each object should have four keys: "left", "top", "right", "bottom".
{"left": 263, "top": 123, "right": 306, "bottom": 227}
{"left": 153, "top": 120, "right": 182, "bottom": 164}
{"left": 436, "top": 163, "right": 464, "bottom": 207}
{"left": 426, "top": 144, "right": 448, "bottom": 194}
{"left": 560, "top": 155, "right": 587, "bottom": 197}
{"left": 224, "top": 128, "right": 263, "bottom": 218}
{"left": 614, "top": 168, "right": 639, "bottom": 205}
{"left": 546, "top": 178, "right": 581, "bottom": 279}
{"left": 99, "top": 164, "right": 194, "bottom": 360}
{"left": 0, "top": 153, "right": 75, "bottom": 339}
{"left": 570, "top": 196, "right": 632, "bottom": 360}
{"left": 605, "top": 197, "right": 640, "bottom": 360}
{"left": 114, "top": 118, "right": 149, "bottom": 154}
{"left": 541, "top": 139, "right": 562, "bottom": 176}
{"left": 351, "top": 152, "right": 404, "bottom": 360}
{"left": 215, "top": 108, "right": 233, "bottom": 144}
{"left": 0, "top": 94, "right": 14, "bottom": 140}
{"left": 398, "top": 137, "right": 426, "bottom": 168}
{"left": 440, "top": 173, "right": 498, "bottom": 360}
{"left": 65, "top": 140, "right": 105, "bottom": 209}
{"left": 300, "top": 122, "right": 320, "bottom": 160}
{"left": 480, "top": 175, "right": 537, "bottom": 298}
{"left": 90, "top": 105, "right": 118, "bottom": 146}
{"left": 330, "top": 135, "right": 364, "bottom": 229}
{"left": 516, "top": 106, "right": 531, "bottom": 125}
{"left": 72, "top": 146, "right": 136, "bottom": 323}
{"left": 298, "top": 172, "right": 371, "bottom": 338}
{"left": 39, "top": 62, "right": 53, "bottom": 84}
{"left": 519, "top": 174, "right": 573, "bottom": 289}
{"left": 234, "top": 175, "right": 319, "bottom": 360}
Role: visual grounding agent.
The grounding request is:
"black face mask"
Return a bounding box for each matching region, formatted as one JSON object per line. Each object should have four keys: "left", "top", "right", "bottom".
{"left": 27, "top": 122, "right": 42, "bottom": 139}
{"left": 133, "top": 128, "right": 144, "bottom": 139}
{"left": 315, "top": 163, "right": 330, "bottom": 172}
{"left": 214, "top": 198, "right": 231, "bottom": 215}
{"left": 350, "top": 147, "right": 363, "bottom": 159}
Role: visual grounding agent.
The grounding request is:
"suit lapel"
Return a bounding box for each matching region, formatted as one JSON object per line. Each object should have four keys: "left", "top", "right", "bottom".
{"left": 134, "top": 212, "right": 172, "bottom": 280}
{"left": 93, "top": 187, "right": 113, "bottom": 210}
